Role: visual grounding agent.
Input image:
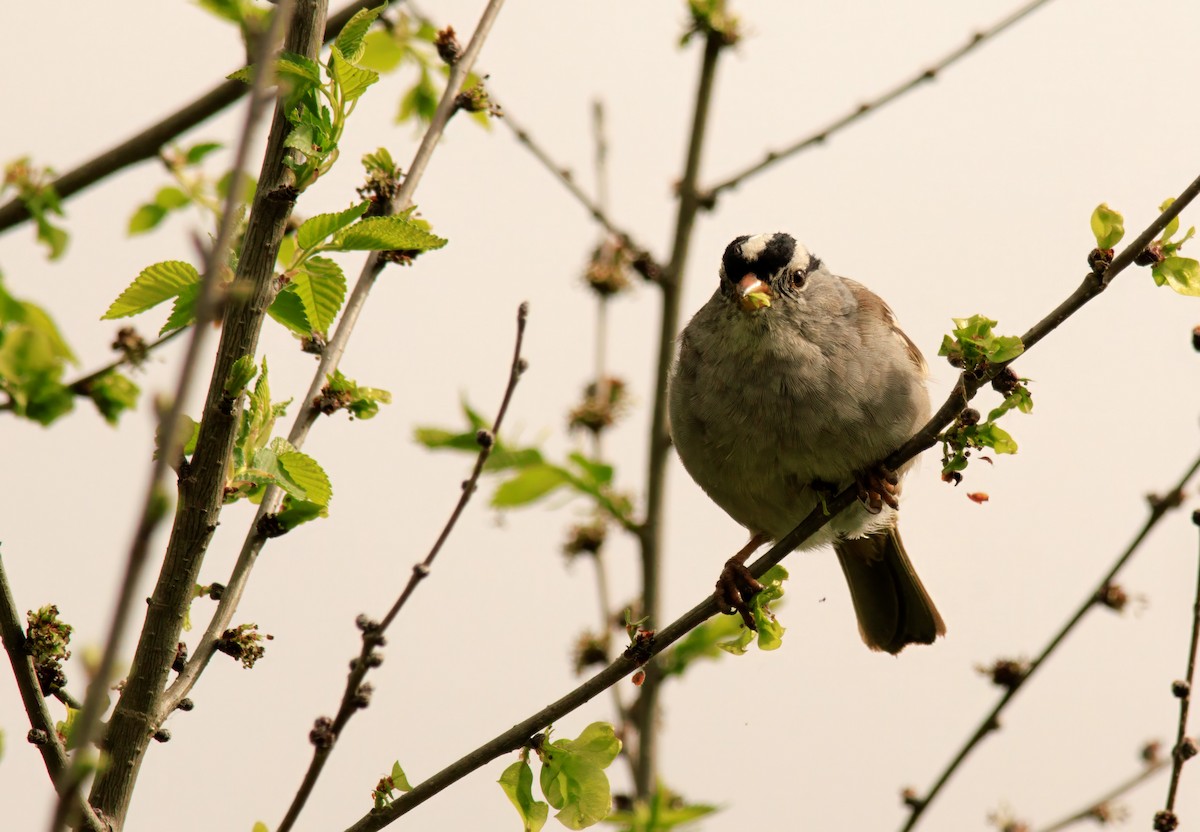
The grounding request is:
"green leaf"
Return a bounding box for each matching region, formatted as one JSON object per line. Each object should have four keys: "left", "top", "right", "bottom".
{"left": 155, "top": 186, "right": 190, "bottom": 210}
{"left": 184, "top": 141, "right": 223, "bottom": 165}
{"left": 276, "top": 51, "right": 323, "bottom": 85}
{"left": 267, "top": 285, "right": 312, "bottom": 336}
{"left": 492, "top": 465, "right": 571, "bottom": 508}
{"left": 1090, "top": 203, "right": 1125, "bottom": 250}
{"left": 975, "top": 423, "right": 1018, "bottom": 455}
{"left": 128, "top": 203, "right": 167, "bottom": 235}
{"left": 499, "top": 760, "right": 549, "bottom": 832}
{"left": 161, "top": 281, "right": 202, "bottom": 335}
{"left": 553, "top": 722, "right": 621, "bottom": 769}
{"left": 397, "top": 68, "right": 439, "bottom": 125}
{"left": 537, "top": 723, "right": 619, "bottom": 829}
{"left": 390, "top": 760, "right": 413, "bottom": 792}
{"left": 485, "top": 447, "right": 544, "bottom": 471}
{"left": 658, "top": 615, "right": 745, "bottom": 678}
{"left": 329, "top": 216, "right": 448, "bottom": 252}
{"left": 291, "top": 256, "right": 346, "bottom": 336}
{"left": 225, "top": 355, "right": 258, "bottom": 398}
{"left": 277, "top": 442, "right": 332, "bottom": 507}
{"left": 359, "top": 29, "right": 407, "bottom": 73}
{"left": 330, "top": 47, "right": 380, "bottom": 102}
{"left": 296, "top": 201, "right": 370, "bottom": 249}
{"left": 1154, "top": 256, "right": 1200, "bottom": 296}
{"left": 251, "top": 822, "right": 269, "bottom": 832}
{"left": 985, "top": 335, "right": 1024, "bottom": 363}
{"left": 413, "top": 426, "right": 480, "bottom": 451}
{"left": 274, "top": 497, "right": 326, "bottom": 529}
{"left": 103, "top": 261, "right": 200, "bottom": 319}
{"left": 8, "top": 296, "right": 76, "bottom": 363}
{"left": 568, "top": 453, "right": 613, "bottom": 486}
{"left": 87, "top": 371, "right": 140, "bottom": 425}
{"left": 334, "top": 4, "right": 384, "bottom": 63}
{"left": 749, "top": 565, "right": 788, "bottom": 650}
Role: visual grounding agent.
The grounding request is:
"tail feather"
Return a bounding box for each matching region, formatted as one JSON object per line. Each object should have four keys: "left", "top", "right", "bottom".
{"left": 834, "top": 527, "right": 945, "bottom": 654}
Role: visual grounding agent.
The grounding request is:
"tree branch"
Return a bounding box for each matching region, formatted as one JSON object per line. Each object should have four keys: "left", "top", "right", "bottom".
{"left": 0, "top": 0, "right": 391, "bottom": 237}
{"left": 0, "top": 553, "right": 105, "bottom": 832}
{"left": 702, "top": 0, "right": 1058, "bottom": 204}
{"left": 276, "top": 302, "right": 527, "bottom": 832}
{"left": 634, "top": 22, "right": 727, "bottom": 799}
{"left": 1156, "top": 511, "right": 1200, "bottom": 828}
{"left": 157, "top": 0, "right": 509, "bottom": 722}
{"left": 1036, "top": 754, "right": 1168, "bottom": 832}
{"left": 77, "top": 3, "right": 324, "bottom": 827}
{"left": 339, "top": 170, "right": 1200, "bottom": 832}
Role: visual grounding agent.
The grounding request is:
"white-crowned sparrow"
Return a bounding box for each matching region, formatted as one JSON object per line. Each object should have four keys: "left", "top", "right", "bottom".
{"left": 668, "top": 232, "right": 945, "bottom": 654}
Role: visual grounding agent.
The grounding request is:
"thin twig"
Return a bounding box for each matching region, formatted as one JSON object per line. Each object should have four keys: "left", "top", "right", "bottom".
{"left": 1035, "top": 757, "right": 1168, "bottom": 832}
{"left": 899, "top": 457, "right": 1200, "bottom": 832}
{"left": 1158, "top": 511, "right": 1200, "bottom": 825}
{"left": 0, "top": 0, "right": 393, "bottom": 236}
{"left": 339, "top": 173, "right": 1200, "bottom": 832}
{"left": 634, "top": 23, "right": 727, "bottom": 800}
{"left": 79, "top": 3, "right": 319, "bottom": 827}
{"left": 703, "top": 0, "right": 1058, "bottom": 203}
{"left": 0, "top": 554, "right": 105, "bottom": 832}
{"left": 276, "top": 302, "right": 528, "bottom": 832}
{"left": 158, "top": 0, "right": 509, "bottom": 722}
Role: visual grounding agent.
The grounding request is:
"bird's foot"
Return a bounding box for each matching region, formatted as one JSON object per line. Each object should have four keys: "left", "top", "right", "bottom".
{"left": 809, "top": 478, "right": 837, "bottom": 516}
{"left": 714, "top": 533, "right": 769, "bottom": 630}
{"left": 855, "top": 464, "right": 900, "bottom": 515}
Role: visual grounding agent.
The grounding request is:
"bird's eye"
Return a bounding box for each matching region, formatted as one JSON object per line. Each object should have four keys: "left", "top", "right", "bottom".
{"left": 790, "top": 269, "right": 807, "bottom": 288}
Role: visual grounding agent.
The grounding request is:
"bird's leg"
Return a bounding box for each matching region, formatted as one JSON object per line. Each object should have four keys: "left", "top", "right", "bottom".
{"left": 855, "top": 464, "right": 900, "bottom": 515}
{"left": 715, "top": 532, "right": 771, "bottom": 630}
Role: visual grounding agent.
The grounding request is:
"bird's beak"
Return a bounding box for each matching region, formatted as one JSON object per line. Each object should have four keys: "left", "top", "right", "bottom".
{"left": 736, "top": 275, "right": 773, "bottom": 311}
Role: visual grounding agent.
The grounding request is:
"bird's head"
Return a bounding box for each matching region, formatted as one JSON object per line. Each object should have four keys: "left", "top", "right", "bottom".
{"left": 719, "top": 232, "right": 822, "bottom": 312}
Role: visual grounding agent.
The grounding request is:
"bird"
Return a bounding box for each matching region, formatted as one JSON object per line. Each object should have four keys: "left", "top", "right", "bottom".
{"left": 667, "top": 232, "right": 945, "bottom": 654}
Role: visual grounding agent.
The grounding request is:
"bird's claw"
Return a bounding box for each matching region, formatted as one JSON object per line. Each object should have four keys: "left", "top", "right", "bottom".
{"left": 716, "top": 558, "right": 763, "bottom": 630}
{"left": 856, "top": 465, "right": 900, "bottom": 514}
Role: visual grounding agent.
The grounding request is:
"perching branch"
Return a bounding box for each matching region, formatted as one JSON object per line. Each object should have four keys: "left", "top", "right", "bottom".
{"left": 158, "top": 0, "right": 510, "bottom": 722}
{"left": 1155, "top": 511, "right": 1200, "bottom": 830}
{"left": 702, "top": 0, "right": 1058, "bottom": 204}
{"left": 79, "top": 3, "right": 323, "bottom": 827}
{"left": 0, "top": 553, "right": 105, "bottom": 832}
{"left": 276, "top": 302, "right": 527, "bottom": 832}
{"left": 0, "top": 0, "right": 392, "bottom": 237}
{"left": 340, "top": 172, "right": 1200, "bottom": 832}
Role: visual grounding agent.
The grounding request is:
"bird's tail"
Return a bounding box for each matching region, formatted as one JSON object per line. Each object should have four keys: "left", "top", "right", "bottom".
{"left": 834, "top": 527, "right": 945, "bottom": 654}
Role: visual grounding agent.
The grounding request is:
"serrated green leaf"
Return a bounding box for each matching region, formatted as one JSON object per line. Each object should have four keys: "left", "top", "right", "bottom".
{"left": 267, "top": 285, "right": 312, "bottom": 336}
{"left": 499, "top": 760, "right": 548, "bottom": 832}
{"left": 1090, "top": 203, "right": 1125, "bottom": 250}
{"left": 128, "top": 203, "right": 167, "bottom": 235}
{"left": 296, "top": 201, "right": 370, "bottom": 249}
{"left": 277, "top": 445, "right": 332, "bottom": 507}
{"left": 161, "top": 281, "right": 202, "bottom": 335}
{"left": 334, "top": 4, "right": 384, "bottom": 63}
{"left": 359, "top": 29, "right": 407, "bottom": 73}
{"left": 330, "top": 47, "right": 380, "bottom": 102}
{"left": 331, "top": 216, "right": 447, "bottom": 252}
{"left": 184, "top": 141, "right": 223, "bottom": 165}
{"left": 104, "top": 261, "right": 200, "bottom": 319}
{"left": 277, "top": 51, "right": 322, "bottom": 85}
{"left": 492, "top": 465, "right": 571, "bottom": 508}
{"left": 1155, "top": 256, "right": 1200, "bottom": 296}
{"left": 291, "top": 256, "right": 346, "bottom": 335}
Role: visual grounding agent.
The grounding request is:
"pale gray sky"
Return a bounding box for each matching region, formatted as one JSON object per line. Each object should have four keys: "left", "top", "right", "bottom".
{"left": 3, "top": 1, "right": 1200, "bottom": 830}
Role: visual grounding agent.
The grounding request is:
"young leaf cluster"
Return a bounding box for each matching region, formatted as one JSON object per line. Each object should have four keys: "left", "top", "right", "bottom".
{"left": 229, "top": 5, "right": 386, "bottom": 190}
{"left": 499, "top": 723, "right": 622, "bottom": 832}
{"left": 2, "top": 158, "right": 67, "bottom": 259}
{"left": 415, "top": 401, "right": 635, "bottom": 530}
{"left": 371, "top": 761, "right": 414, "bottom": 809}
{"left": 1091, "top": 200, "right": 1199, "bottom": 295}
{"left": 603, "top": 784, "right": 717, "bottom": 832}
{"left": 318, "top": 369, "right": 392, "bottom": 420}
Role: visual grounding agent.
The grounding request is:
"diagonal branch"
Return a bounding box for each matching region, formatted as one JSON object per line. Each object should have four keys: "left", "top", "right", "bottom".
{"left": 0, "top": 553, "right": 104, "bottom": 832}
{"left": 339, "top": 171, "right": 1200, "bottom": 832}
{"left": 276, "top": 301, "right": 527, "bottom": 832}
{"left": 158, "top": 0, "right": 510, "bottom": 723}
{"left": 703, "top": 0, "right": 1058, "bottom": 204}
{"left": 0, "top": 0, "right": 391, "bottom": 236}
{"left": 1036, "top": 753, "right": 1168, "bottom": 832}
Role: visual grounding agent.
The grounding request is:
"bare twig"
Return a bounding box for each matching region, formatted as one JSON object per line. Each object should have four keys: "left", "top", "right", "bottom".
{"left": 339, "top": 173, "right": 1200, "bottom": 832}
{"left": 634, "top": 22, "right": 727, "bottom": 800}
{"left": 79, "top": 3, "right": 321, "bottom": 827}
{"left": 0, "top": 0, "right": 393, "bottom": 236}
{"left": 0, "top": 554, "right": 105, "bottom": 832}
{"left": 1157, "top": 511, "right": 1200, "bottom": 828}
{"left": 703, "top": 0, "right": 1058, "bottom": 203}
{"left": 1036, "top": 755, "right": 1168, "bottom": 832}
{"left": 276, "top": 302, "right": 528, "bottom": 832}
{"left": 158, "top": 0, "right": 509, "bottom": 722}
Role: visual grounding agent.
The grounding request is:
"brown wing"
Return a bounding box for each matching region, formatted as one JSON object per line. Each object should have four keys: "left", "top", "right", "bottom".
{"left": 843, "top": 278, "right": 926, "bottom": 373}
